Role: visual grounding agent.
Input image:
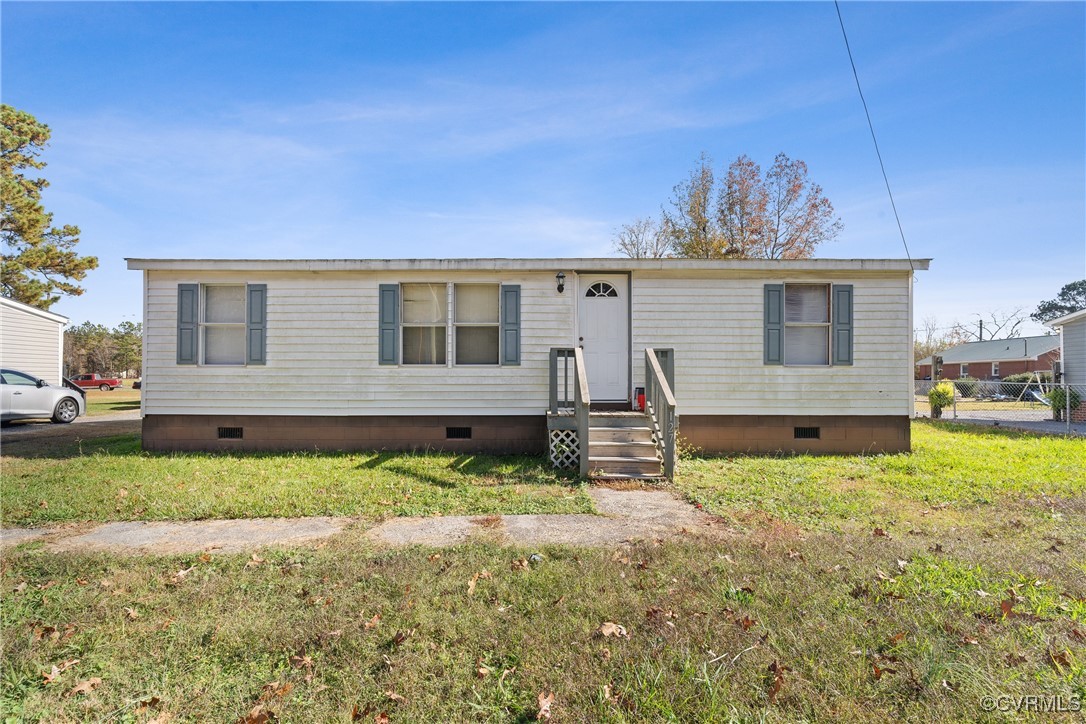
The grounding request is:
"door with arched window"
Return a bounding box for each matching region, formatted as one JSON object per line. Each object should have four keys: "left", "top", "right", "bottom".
{"left": 576, "top": 275, "right": 629, "bottom": 401}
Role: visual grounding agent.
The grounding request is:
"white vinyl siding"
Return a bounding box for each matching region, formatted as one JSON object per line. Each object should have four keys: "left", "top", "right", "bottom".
{"left": 142, "top": 267, "right": 913, "bottom": 418}
{"left": 631, "top": 272, "right": 912, "bottom": 416}
{"left": 143, "top": 270, "right": 571, "bottom": 416}
{"left": 0, "top": 300, "right": 66, "bottom": 385}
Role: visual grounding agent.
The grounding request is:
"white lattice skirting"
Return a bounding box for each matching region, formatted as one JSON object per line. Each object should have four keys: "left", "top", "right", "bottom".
{"left": 549, "top": 429, "right": 579, "bottom": 469}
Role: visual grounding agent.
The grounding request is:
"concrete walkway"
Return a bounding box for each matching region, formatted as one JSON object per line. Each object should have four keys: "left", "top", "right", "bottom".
{"left": 0, "top": 489, "right": 726, "bottom": 556}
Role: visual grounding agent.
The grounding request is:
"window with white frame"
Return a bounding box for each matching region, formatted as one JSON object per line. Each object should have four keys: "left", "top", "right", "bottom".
{"left": 454, "top": 284, "right": 499, "bottom": 365}
{"left": 992, "top": 362, "right": 999, "bottom": 377}
{"left": 202, "top": 285, "right": 246, "bottom": 365}
{"left": 784, "top": 284, "right": 830, "bottom": 365}
{"left": 960, "top": 363, "right": 969, "bottom": 377}
{"left": 402, "top": 283, "right": 447, "bottom": 365}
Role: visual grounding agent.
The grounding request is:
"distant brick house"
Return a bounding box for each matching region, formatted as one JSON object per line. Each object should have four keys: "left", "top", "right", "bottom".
{"left": 916, "top": 335, "right": 1061, "bottom": 380}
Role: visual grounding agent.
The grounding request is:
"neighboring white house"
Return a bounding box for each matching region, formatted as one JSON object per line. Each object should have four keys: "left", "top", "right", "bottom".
{"left": 1047, "top": 308, "right": 1086, "bottom": 422}
{"left": 128, "top": 257, "right": 928, "bottom": 465}
{"left": 0, "top": 297, "right": 68, "bottom": 385}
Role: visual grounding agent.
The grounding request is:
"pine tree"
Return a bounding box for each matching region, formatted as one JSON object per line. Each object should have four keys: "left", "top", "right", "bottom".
{"left": 2, "top": 105, "right": 98, "bottom": 309}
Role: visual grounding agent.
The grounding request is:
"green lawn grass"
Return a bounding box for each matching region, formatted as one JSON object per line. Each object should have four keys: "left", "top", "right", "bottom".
{"left": 677, "top": 420, "right": 1086, "bottom": 533}
{"left": 83, "top": 388, "right": 141, "bottom": 417}
{"left": 1, "top": 435, "right": 590, "bottom": 525}
{"left": 2, "top": 421, "right": 1084, "bottom": 721}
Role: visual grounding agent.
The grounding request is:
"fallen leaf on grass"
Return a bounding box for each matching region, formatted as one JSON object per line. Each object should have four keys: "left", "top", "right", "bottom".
{"left": 147, "top": 713, "right": 173, "bottom": 724}
{"left": 374, "top": 713, "right": 390, "bottom": 724}
{"left": 872, "top": 663, "right": 896, "bottom": 680}
{"left": 289, "top": 653, "right": 313, "bottom": 670}
{"left": 766, "top": 660, "right": 790, "bottom": 703}
{"left": 536, "top": 691, "right": 555, "bottom": 720}
{"left": 511, "top": 558, "right": 530, "bottom": 572}
{"left": 872, "top": 527, "right": 889, "bottom": 538}
{"left": 1004, "top": 652, "right": 1027, "bottom": 666}
{"left": 736, "top": 616, "right": 757, "bottom": 631}
{"left": 896, "top": 559, "right": 908, "bottom": 573}
{"left": 64, "top": 677, "right": 102, "bottom": 697}
{"left": 887, "top": 632, "right": 906, "bottom": 646}
{"left": 259, "top": 681, "right": 293, "bottom": 702}
{"left": 198, "top": 553, "right": 212, "bottom": 563}
{"left": 392, "top": 628, "right": 415, "bottom": 645}
{"left": 427, "top": 553, "right": 441, "bottom": 562}
{"left": 136, "top": 696, "right": 162, "bottom": 713}
{"left": 1070, "top": 628, "right": 1086, "bottom": 643}
{"left": 467, "top": 570, "right": 492, "bottom": 596}
{"left": 1049, "top": 649, "right": 1074, "bottom": 671}
{"left": 124, "top": 607, "right": 140, "bottom": 620}
{"left": 596, "top": 622, "right": 628, "bottom": 638}
{"left": 168, "top": 567, "right": 195, "bottom": 586}
{"left": 499, "top": 667, "right": 516, "bottom": 684}
{"left": 246, "top": 554, "right": 266, "bottom": 568}
{"left": 960, "top": 635, "right": 980, "bottom": 645}
{"left": 476, "top": 665, "right": 492, "bottom": 678}
{"left": 42, "top": 659, "right": 79, "bottom": 684}
{"left": 942, "top": 679, "right": 959, "bottom": 692}
{"left": 363, "top": 614, "right": 381, "bottom": 631}
{"left": 875, "top": 569, "right": 897, "bottom": 583}
{"left": 385, "top": 691, "right": 405, "bottom": 703}
{"left": 236, "top": 704, "right": 275, "bottom": 723}
{"left": 350, "top": 704, "right": 372, "bottom": 721}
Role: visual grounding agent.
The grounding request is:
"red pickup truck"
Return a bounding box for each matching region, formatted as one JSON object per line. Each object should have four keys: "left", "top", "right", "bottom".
{"left": 71, "top": 373, "right": 124, "bottom": 391}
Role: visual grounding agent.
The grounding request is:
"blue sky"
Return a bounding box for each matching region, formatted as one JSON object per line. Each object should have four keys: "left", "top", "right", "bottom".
{"left": 3, "top": 1, "right": 1084, "bottom": 336}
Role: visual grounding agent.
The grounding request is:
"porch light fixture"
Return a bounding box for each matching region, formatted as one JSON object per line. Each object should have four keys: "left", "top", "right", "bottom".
{"left": 555, "top": 271, "right": 566, "bottom": 294}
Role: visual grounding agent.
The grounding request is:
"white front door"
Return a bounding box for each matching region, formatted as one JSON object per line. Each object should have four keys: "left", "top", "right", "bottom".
{"left": 577, "top": 275, "right": 629, "bottom": 401}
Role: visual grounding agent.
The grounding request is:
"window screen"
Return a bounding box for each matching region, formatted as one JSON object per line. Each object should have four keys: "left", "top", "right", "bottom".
{"left": 402, "top": 284, "right": 448, "bottom": 365}
{"left": 454, "top": 284, "right": 499, "bottom": 365}
{"left": 203, "top": 285, "right": 246, "bottom": 365}
{"left": 783, "top": 284, "right": 830, "bottom": 365}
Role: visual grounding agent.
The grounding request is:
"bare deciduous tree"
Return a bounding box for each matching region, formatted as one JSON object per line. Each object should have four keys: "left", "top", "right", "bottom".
{"left": 953, "top": 309, "right": 1025, "bottom": 342}
{"left": 611, "top": 216, "right": 672, "bottom": 259}
{"left": 662, "top": 152, "right": 722, "bottom": 259}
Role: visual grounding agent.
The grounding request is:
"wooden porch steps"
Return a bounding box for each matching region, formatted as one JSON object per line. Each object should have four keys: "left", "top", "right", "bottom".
{"left": 587, "top": 412, "right": 664, "bottom": 479}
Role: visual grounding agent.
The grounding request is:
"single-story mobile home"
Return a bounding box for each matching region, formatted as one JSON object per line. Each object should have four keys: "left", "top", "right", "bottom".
{"left": 128, "top": 257, "right": 928, "bottom": 476}
{"left": 0, "top": 296, "right": 68, "bottom": 385}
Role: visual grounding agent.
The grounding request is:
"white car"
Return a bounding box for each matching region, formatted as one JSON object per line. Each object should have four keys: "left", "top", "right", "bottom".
{"left": 1, "top": 368, "right": 86, "bottom": 425}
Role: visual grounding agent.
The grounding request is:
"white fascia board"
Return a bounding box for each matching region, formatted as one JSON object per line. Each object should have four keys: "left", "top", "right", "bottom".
{"left": 127, "top": 257, "right": 930, "bottom": 273}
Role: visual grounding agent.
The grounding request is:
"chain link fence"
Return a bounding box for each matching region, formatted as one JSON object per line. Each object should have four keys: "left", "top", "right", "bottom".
{"left": 915, "top": 379, "right": 1086, "bottom": 435}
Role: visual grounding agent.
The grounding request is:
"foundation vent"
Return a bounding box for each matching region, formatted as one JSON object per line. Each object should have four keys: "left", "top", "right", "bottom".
{"left": 446, "top": 426, "right": 472, "bottom": 440}
{"left": 218, "top": 426, "right": 244, "bottom": 440}
{"left": 794, "top": 426, "right": 820, "bottom": 440}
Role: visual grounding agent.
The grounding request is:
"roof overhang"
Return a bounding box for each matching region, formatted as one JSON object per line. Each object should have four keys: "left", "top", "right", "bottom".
{"left": 126, "top": 257, "right": 929, "bottom": 273}
{"left": 0, "top": 296, "right": 69, "bottom": 325}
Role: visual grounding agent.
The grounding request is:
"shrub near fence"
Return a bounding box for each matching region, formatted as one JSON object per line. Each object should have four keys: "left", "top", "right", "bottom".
{"left": 915, "top": 378, "right": 1086, "bottom": 432}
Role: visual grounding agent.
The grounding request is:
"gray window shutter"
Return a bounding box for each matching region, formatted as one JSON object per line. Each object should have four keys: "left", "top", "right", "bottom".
{"left": 764, "top": 284, "right": 784, "bottom": 365}
{"left": 501, "top": 284, "right": 521, "bottom": 366}
{"left": 832, "top": 284, "right": 854, "bottom": 366}
{"left": 177, "top": 284, "right": 198, "bottom": 365}
{"left": 247, "top": 284, "right": 267, "bottom": 365}
{"left": 379, "top": 284, "right": 399, "bottom": 365}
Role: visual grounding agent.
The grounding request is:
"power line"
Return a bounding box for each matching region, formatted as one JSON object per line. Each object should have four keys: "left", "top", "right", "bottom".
{"left": 834, "top": 1, "right": 915, "bottom": 272}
